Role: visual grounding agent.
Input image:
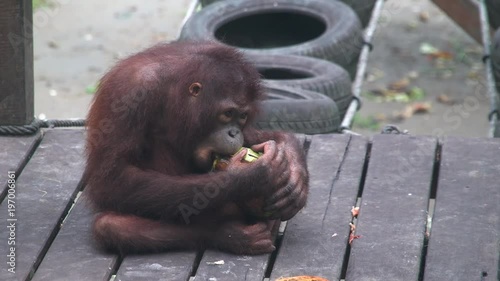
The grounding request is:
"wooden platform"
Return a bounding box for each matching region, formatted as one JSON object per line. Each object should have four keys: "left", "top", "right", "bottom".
{"left": 0, "top": 129, "right": 498, "bottom": 281}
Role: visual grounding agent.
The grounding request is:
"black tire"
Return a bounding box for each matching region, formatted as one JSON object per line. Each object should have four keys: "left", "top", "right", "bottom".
{"left": 339, "top": 0, "right": 376, "bottom": 27}
{"left": 255, "top": 84, "right": 340, "bottom": 134}
{"left": 248, "top": 54, "right": 352, "bottom": 118}
{"left": 486, "top": 0, "right": 500, "bottom": 29}
{"left": 180, "top": 0, "right": 364, "bottom": 77}
{"left": 200, "top": 0, "right": 218, "bottom": 6}
{"left": 201, "top": 0, "right": 376, "bottom": 27}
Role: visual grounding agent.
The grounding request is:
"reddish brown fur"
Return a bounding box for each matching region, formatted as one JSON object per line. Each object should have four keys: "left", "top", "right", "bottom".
{"left": 84, "top": 41, "right": 309, "bottom": 255}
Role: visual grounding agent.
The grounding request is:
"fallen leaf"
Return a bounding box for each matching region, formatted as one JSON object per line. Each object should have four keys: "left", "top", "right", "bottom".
{"left": 388, "top": 78, "right": 410, "bottom": 92}
{"left": 419, "top": 11, "right": 429, "bottom": 22}
{"left": 428, "top": 51, "right": 453, "bottom": 60}
{"left": 394, "top": 102, "right": 432, "bottom": 121}
{"left": 412, "top": 102, "right": 432, "bottom": 113}
{"left": 394, "top": 106, "right": 414, "bottom": 121}
{"left": 86, "top": 84, "right": 98, "bottom": 94}
{"left": 276, "top": 276, "right": 329, "bottom": 281}
{"left": 436, "top": 94, "right": 455, "bottom": 105}
{"left": 393, "top": 93, "right": 410, "bottom": 103}
{"left": 420, "top": 42, "right": 439, "bottom": 55}
{"left": 408, "top": 87, "right": 425, "bottom": 101}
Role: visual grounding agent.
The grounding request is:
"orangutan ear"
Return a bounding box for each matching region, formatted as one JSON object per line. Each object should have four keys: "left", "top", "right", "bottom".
{"left": 189, "top": 82, "right": 202, "bottom": 97}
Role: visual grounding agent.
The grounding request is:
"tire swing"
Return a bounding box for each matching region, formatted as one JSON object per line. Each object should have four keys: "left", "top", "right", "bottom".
{"left": 180, "top": 0, "right": 364, "bottom": 78}
{"left": 248, "top": 54, "right": 353, "bottom": 118}
{"left": 255, "top": 84, "right": 341, "bottom": 134}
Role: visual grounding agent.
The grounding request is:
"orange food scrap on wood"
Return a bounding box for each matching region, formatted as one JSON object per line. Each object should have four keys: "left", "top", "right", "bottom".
{"left": 351, "top": 206, "right": 360, "bottom": 217}
{"left": 349, "top": 233, "right": 361, "bottom": 244}
{"left": 276, "top": 276, "right": 329, "bottom": 281}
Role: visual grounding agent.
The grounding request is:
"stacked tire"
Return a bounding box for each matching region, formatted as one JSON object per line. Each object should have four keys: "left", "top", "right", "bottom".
{"left": 181, "top": 0, "right": 373, "bottom": 134}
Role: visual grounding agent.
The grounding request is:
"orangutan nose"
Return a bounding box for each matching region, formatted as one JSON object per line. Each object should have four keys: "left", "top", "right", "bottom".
{"left": 228, "top": 129, "right": 240, "bottom": 138}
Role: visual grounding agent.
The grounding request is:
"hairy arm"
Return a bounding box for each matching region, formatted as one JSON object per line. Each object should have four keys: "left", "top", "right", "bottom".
{"left": 243, "top": 128, "right": 309, "bottom": 220}
{"left": 86, "top": 163, "right": 265, "bottom": 221}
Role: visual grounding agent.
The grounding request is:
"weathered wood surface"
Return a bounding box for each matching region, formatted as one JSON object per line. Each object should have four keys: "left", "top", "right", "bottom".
{"left": 270, "top": 135, "right": 365, "bottom": 280}
{"left": 424, "top": 137, "right": 500, "bottom": 281}
{"left": 0, "top": 130, "right": 85, "bottom": 281}
{"left": 32, "top": 192, "right": 117, "bottom": 281}
{"left": 0, "top": 130, "right": 498, "bottom": 280}
{"left": 0, "top": 0, "right": 34, "bottom": 125}
{"left": 0, "top": 134, "right": 40, "bottom": 195}
{"left": 346, "top": 135, "right": 437, "bottom": 281}
{"left": 193, "top": 136, "right": 308, "bottom": 281}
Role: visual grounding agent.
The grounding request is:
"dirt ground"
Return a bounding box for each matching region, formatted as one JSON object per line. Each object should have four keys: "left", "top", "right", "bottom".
{"left": 33, "top": 0, "right": 492, "bottom": 137}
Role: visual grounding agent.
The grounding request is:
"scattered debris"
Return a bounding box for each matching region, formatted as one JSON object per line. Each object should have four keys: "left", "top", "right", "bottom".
{"left": 349, "top": 223, "right": 356, "bottom": 232}
{"left": 353, "top": 113, "right": 381, "bottom": 131}
{"left": 49, "top": 89, "right": 58, "bottom": 97}
{"left": 407, "top": 71, "right": 419, "bottom": 80}
{"left": 84, "top": 33, "right": 93, "bottom": 41}
{"left": 206, "top": 260, "right": 225, "bottom": 265}
{"left": 436, "top": 94, "right": 456, "bottom": 105}
{"left": 420, "top": 43, "right": 453, "bottom": 60}
{"left": 418, "top": 11, "right": 430, "bottom": 23}
{"left": 349, "top": 233, "right": 361, "bottom": 245}
{"left": 420, "top": 43, "right": 439, "bottom": 55}
{"left": 405, "top": 21, "right": 418, "bottom": 31}
{"left": 393, "top": 102, "right": 432, "bottom": 121}
{"left": 412, "top": 102, "right": 432, "bottom": 113}
{"left": 388, "top": 78, "right": 410, "bottom": 92}
{"left": 351, "top": 206, "right": 360, "bottom": 218}
{"left": 47, "top": 41, "right": 59, "bottom": 49}
{"left": 366, "top": 68, "right": 385, "bottom": 82}
{"left": 408, "top": 87, "right": 425, "bottom": 101}
{"left": 364, "top": 84, "right": 425, "bottom": 103}
{"left": 332, "top": 233, "right": 338, "bottom": 238}
{"left": 86, "top": 84, "right": 98, "bottom": 94}
{"left": 348, "top": 223, "right": 360, "bottom": 244}
{"left": 276, "top": 276, "right": 329, "bottom": 281}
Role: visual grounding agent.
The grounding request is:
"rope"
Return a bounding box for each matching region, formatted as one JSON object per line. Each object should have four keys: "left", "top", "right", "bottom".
{"left": 381, "top": 125, "right": 409, "bottom": 135}
{"left": 0, "top": 119, "right": 85, "bottom": 136}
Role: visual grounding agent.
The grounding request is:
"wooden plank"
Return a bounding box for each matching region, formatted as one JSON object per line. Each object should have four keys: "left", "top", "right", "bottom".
{"left": 0, "top": 134, "right": 41, "bottom": 196}
{"left": 0, "top": 129, "right": 85, "bottom": 280}
{"left": 0, "top": 0, "right": 34, "bottom": 125}
{"left": 194, "top": 249, "right": 267, "bottom": 281}
{"left": 346, "top": 135, "right": 437, "bottom": 281}
{"left": 424, "top": 137, "right": 500, "bottom": 280}
{"left": 116, "top": 252, "right": 199, "bottom": 281}
{"left": 32, "top": 192, "right": 117, "bottom": 281}
{"left": 431, "top": 0, "right": 482, "bottom": 44}
{"left": 270, "top": 134, "right": 360, "bottom": 280}
{"left": 194, "top": 136, "right": 310, "bottom": 281}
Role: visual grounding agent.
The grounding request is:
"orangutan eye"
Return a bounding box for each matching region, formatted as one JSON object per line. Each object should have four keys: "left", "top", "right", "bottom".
{"left": 224, "top": 111, "right": 233, "bottom": 118}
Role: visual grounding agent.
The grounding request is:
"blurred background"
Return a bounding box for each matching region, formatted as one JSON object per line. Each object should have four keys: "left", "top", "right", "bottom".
{"left": 32, "top": 0, "right": 490, "bottom": 137}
